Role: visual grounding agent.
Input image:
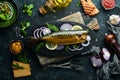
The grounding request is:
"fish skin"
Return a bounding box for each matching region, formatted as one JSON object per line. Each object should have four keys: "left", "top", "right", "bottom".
{"left": 30, "top": 30, "right": 88, "bottom": 45}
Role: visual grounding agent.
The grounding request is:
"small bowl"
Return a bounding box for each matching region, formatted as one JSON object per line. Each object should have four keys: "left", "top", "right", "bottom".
{"left": 9, "top": 40, "right": 24, "bottom": 54}
{"left": 0, "top": 0, "right": 18, "bottom": 28}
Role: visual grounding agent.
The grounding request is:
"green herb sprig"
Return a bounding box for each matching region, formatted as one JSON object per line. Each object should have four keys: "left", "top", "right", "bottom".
{"left": 46, "top": 23, "right": 59, "bottom": 32}
{"left": 35, "top": 42, "right": 44, "bottom": 52}
{"left": 17, "top": 54, "right": 29, "bottom": 64}
{"left": 20, "top": 21, "right": 30, "bottom": 36}
{"left": 12, "top": 63, "right": 25, "bottom": 69}
{"left": 65, "top": 45, "right": 69, "bottom": 52}
{"left": 23, "top": 4, "right": 34, "bottom": 16}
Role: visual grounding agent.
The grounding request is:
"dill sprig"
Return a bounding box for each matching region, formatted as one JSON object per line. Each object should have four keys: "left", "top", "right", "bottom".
{"left": 12, "top": 63, "right": 25, "bottom": 69}
{"left": 17, "top": 54, "right": 29, "bottom": 64}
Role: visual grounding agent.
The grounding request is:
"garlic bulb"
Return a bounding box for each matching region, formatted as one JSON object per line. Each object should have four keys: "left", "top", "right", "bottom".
{"left": 109, "top": 14, "right": 120, "bottom": 25}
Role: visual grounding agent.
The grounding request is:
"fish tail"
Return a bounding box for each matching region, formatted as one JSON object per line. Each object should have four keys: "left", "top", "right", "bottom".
{"left": 27, "top": 37, "right": 42, "bottom": 45}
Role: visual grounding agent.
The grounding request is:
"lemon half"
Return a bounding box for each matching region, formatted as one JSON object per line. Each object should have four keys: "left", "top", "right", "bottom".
{"left": 71, "top": 25, "right": 83, "bottom": 30}
{"left": 46, "top": 42, "right": 58, "bottom": 50}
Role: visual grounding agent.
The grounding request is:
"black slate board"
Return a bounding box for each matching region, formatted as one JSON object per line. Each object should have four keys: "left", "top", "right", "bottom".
{"left": 27, "top": 21, "right": 97, "bottom": 57}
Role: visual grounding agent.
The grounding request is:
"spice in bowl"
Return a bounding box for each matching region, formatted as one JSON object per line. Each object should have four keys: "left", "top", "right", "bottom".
{"left": 9, "top": 40, "right": 23, "bottom": 54}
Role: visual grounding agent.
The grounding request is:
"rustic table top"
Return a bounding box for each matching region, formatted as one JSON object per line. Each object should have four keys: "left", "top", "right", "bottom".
{"left": 0, "top": 0, "right": 120, "bottom": 80}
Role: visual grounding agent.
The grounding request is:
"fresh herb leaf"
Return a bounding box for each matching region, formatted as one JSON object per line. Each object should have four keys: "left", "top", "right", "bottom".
{"left": 20, "top": 21, "right": 30, "bottom": 28}
{"left": 46, "top": 23, "right": 59, "bottom": 32}
{"left": 73, "top": 44, "right": 79, "bottom": 48}
{"left": 20, "top": 21, "right": 30, "bottom": 36}
{"left": 17, "top": 54, "right": 29, "bottom": 64}
{"left": 13, "top": 63, "right": 25, "bottom": 69}
{"left": 35, "top": 42, "right": 44, "bottom": 52}
{"left": 65, "top": 45, "right": 69, "bottom": 52}
{"left": 23, "top": 4, "right": 34, "bottom": 16}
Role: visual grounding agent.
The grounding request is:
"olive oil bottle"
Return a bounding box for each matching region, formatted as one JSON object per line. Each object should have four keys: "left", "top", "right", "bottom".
{"left": 39, "top": 0, "right": 72, "bottom": 14}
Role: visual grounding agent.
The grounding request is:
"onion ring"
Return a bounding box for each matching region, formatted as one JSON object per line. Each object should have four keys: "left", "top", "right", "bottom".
{"left": 67, "top": 46, "right": 76, "bottom": 51}
{"left": 60, "top": 23, "right": 73, "bottom": 30}
{"left": 86, "top": 35, "right": 91, "bottom": 41}
{"left": 81, "top": 41, "right": 90, "bottom": 47}
{"left": 33, "top": 27, "right": 47, "bottom": 38}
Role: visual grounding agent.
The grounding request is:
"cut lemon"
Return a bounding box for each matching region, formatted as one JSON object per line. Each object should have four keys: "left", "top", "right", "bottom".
{"left": 46, "top": 42, "right": 58, "bottom": 50}
{"left": 71, "top": 25, "right": 83, "bottom": 30}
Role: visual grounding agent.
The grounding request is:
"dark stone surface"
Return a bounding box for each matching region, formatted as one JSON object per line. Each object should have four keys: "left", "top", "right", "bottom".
{"left": 0, "top": 0, "right": 120, "bottom": 80}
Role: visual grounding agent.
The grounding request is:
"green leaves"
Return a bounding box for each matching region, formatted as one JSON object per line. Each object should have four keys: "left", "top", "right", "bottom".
{"left": 13, "top": 63, "right": 25, "bottom": 69}
{"left": 20, "top": 21, "right": 30, "bottom": 36}
{"left": 35, "top": 42, "right": 44, "bottom": 52}
{"left": 46, "top": 23, "right": 59, "bottom": 32}
{"left": 17, "top": 54, "right": 29, "bottom": 64}
{"left": 23, "top": 4, "right": 34, "bottom": 16}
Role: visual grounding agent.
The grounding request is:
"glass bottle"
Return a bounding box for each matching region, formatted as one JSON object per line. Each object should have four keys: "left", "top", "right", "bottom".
{"left": 39, "top": 0, "right": 72, "bottom": 14}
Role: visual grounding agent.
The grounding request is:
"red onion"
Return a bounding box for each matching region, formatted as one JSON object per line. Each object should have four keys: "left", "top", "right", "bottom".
{"left": 100, "top": 48, "right": 111, "bottom": 61}
{"left": 90, "top": 56, "right": 103, "bottom": 68}
{"left": 81, "top": 41, "right": 90, "bottom": 47}
{"left": 56, "top": 45, "right": 64, "bottom": 50}
{"left": 67, "top": 46, "right": 76, "bottom": 51}
{"left": 42, "top": 28, "right": 51, "bottom": 35}
{"left": 33, "top": 27, "right": 51, "bottom": 38}
{"left": 86, "top": 35, "right": 91, "bottom": 41}
{"left": 33, "top": 29, "right": 40, "bottom": 38}
{"left": 60, "top": 23, "right": 72, "bottom": 30}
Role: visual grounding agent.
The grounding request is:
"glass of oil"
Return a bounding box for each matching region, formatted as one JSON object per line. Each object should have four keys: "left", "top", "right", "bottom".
{"left": 39, "top": 0, "right": 72, "bottom": 14}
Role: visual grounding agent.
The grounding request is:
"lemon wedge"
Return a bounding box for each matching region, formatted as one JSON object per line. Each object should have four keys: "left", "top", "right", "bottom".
{"left": 46, "top": 42, "right": 58, "bottom": 50}
{"left": 71, "top": 25, "right": 83, "bottom": 30}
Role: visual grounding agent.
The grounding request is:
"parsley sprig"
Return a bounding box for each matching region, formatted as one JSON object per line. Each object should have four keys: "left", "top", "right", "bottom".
{"left": 46, "top": 23, "right": 59, "bottom": 32}
{"left": 23, "top": 4, "right": 34, "bottom": 16}
{"left": 20, "top": 21, "right": 30, "bottom": 36}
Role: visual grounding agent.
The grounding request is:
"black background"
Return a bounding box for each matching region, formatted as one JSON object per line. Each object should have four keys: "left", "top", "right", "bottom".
{"left": 0, "top": 0, "right": 120, "bottom": 80}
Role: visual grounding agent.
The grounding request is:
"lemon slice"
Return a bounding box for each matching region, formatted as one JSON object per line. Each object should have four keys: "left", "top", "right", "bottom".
{"left": 46, "top": 42, "right": 58, "bottom": 50}
{"left": 71, "top": 25, "right": 83, "bottom": 30}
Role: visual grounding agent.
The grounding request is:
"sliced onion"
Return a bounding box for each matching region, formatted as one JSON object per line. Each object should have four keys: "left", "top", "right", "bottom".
{"left": 60, "top": 23, "right": 72, "bottom": 30}
{"left": 33, "top": 27, "right": 51, "bottom": 38}
{"left": 86, "top": 35, "right": 91, "bottom": 41}
{"left": 38, "top": 29, "right": 43, "bottom": 37}
{"left": 56, "top": 45, "right": 64, "bottom": 50}
{"left": 90, "top": 56, "right": 103, "bottom": 68}
{"left": 33, "top": 29, "right": 40, "bottom": 38}
{"left": 67, "top": 45, "right": 76, "bottom": 51}
{"left": 100, "top": 48, "right": 110, "bottom": 61}
{"left": 81, "top": 40, "right": 90, "bottom": 47}
{"left": 42, "top": 28, "right": 51, "bottom": 35}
